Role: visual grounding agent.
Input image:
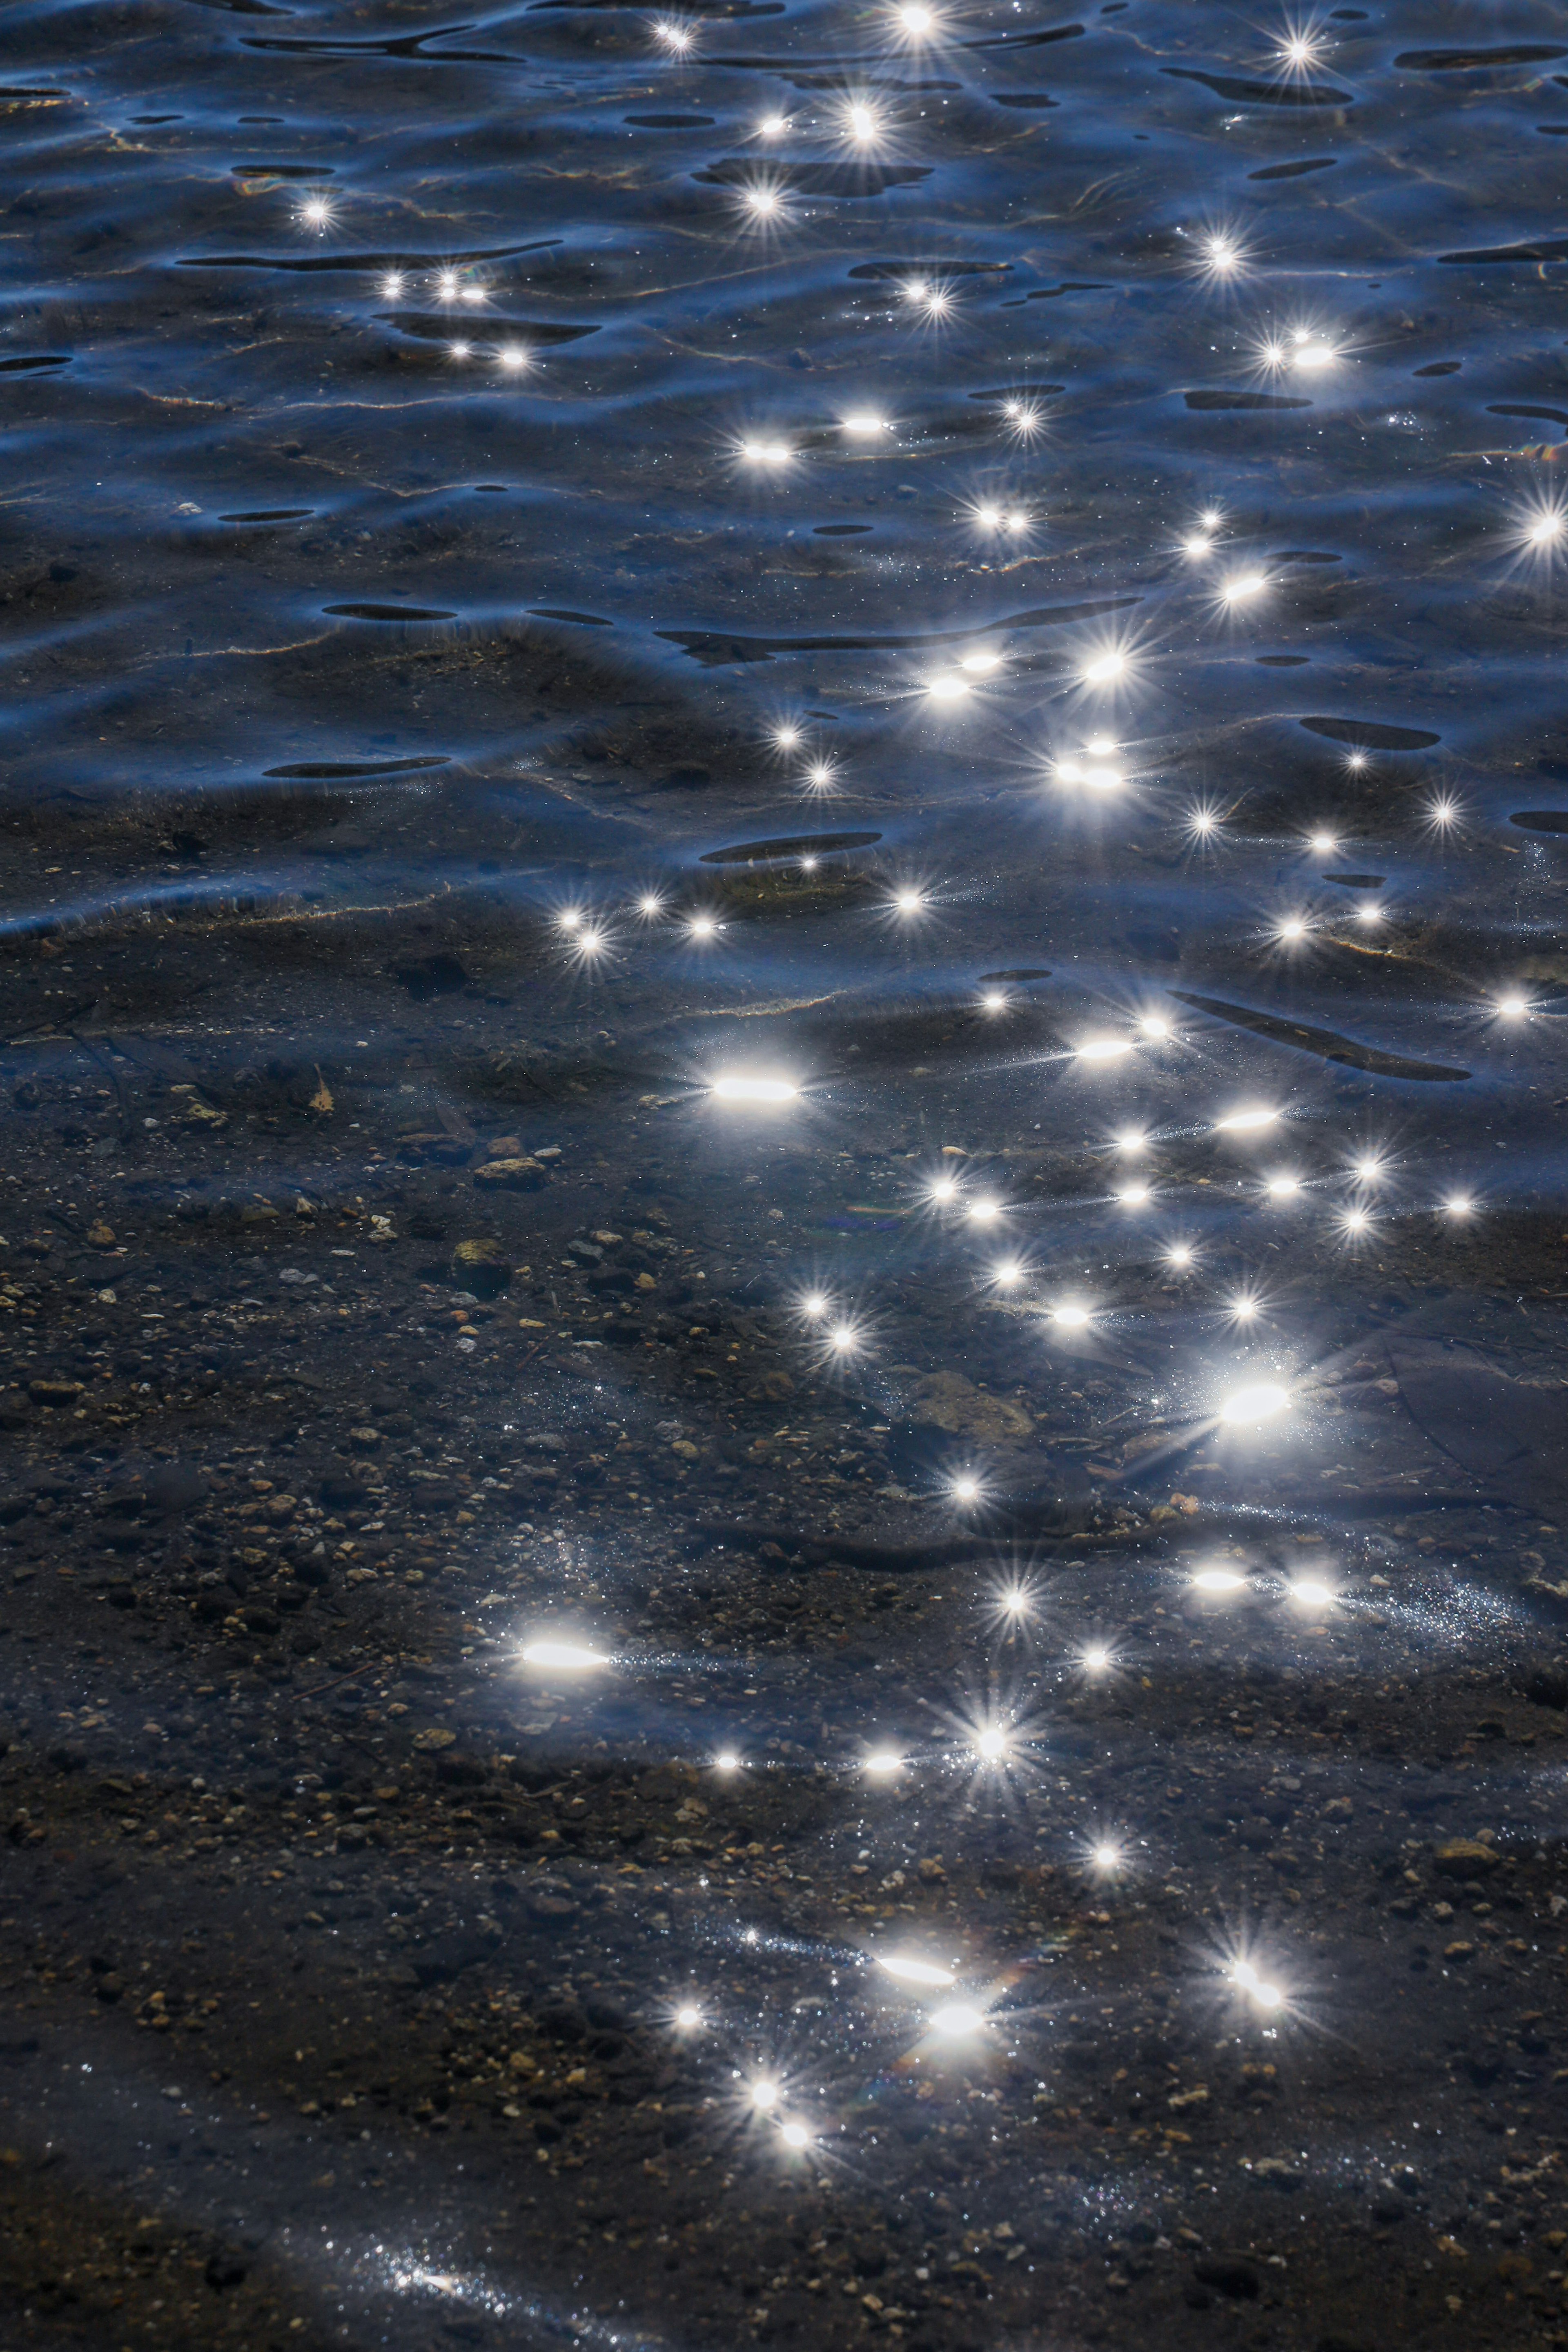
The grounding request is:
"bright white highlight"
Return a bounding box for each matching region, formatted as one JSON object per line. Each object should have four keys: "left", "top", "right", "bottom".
{"left": 1220, "top": 1382, "right": 1289, "bottom": 1425}
{"left": 1290, "top": 1578, "right": 1336, "bottom": 1608}
{"left": 739, "top": 438, "right": 792, "bottom": 465}
{"left": 972, "top": 1725, "right": 1009, "bottom": 1762}
{"left": 1049, "top": 1303, "right": 1090, "bottom": 1328}
{"left": 1264, "top": 1174, "right": 1301, "bottom": 1200}
{"left": 1191, "top": 1567, "right": 1245, "bottom": 1593}
{"left": 843, "top": 410, "right": 888, "bottom": 435}
{"left": 779, "top": 2119, "right": 812, "bottom": 2149}
{"left": 1081, "top": 651, "right": 1126, "bottom": 686}
{"left": 864, "top": 1748, "right": 902, "bottom": 1776}
{"left": 1221, "top": 571, "right": 1267, "bottom": 603}
{"left": 878, "top": 1953, "right": 956, "bottom": 1988}
{"left": 1497, "top": 993, "right": 1529, "bottom": 1020}
{"left": 750, "top": 2078, "right": 780, "bottom": 2111}
{"left": 1215, "top": 1107, "right": 1277, "bottom": 1134}
{"left": 714, "top": 1752, "right": 741, "bottom": 1772}
{"left": 710, "top": 1074, "right": 797, "bottom": 1104}
{"left": 1075, "top": 1036, "right": 1134, "bottom": 1063}
{"left": 1443, "top": 1194, "right": 1475, "bottom": 1219}
{"left": 929, "top": 2003, "right": 985, "bottom": 2038}
{"left": 521, "top": 1639, "right": 607, "bottom": 1670}
{"left": 1229, "top": 1958, "right": 1284, "bottom": 2010}
{"left": 653, "top": 16, "right": 696, "bottom": 49}
{"left": 675, "top": 2004, "right": 703, "bottom": 2029}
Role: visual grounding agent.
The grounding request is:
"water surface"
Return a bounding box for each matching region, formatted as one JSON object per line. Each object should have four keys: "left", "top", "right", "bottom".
{"left": 4, "top": 2, "right": 1568, "bottom": 2346}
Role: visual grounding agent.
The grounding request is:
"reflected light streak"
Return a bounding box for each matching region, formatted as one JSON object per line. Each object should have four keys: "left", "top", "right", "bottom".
{"left": 878, "top": 1953, "right": 956, "bottom": 1988}
{"left": 1219, "top": 1381, "right": 1289, "bottom": 1424}
{"left": 1215, "top": 1106, "right": 1278, "bottom": 1134}
{"left": 710, "top": 1074, "right": 797, "bottom": 1104}
{"left": 1229, "top": 1958, "right": 1284, "bottom": 2011}
{"left": 520, "top": 1639, "right": 607, "bottom": 1669}
{"left": 929, "top": 2002, "right": 985, "bottom": 2038}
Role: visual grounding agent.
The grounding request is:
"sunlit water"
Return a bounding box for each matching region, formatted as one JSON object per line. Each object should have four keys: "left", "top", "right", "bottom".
{"left": 4, "top": 1, "right": 1568, "bottom": 2345}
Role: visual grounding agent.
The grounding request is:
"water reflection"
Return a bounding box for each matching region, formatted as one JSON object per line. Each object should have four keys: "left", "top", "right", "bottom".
{"left": 5, "top": 0, "right": 1568, "bottom": 2341}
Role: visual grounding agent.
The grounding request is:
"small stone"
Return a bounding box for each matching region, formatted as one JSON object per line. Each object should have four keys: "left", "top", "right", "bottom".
{"left": 473, "top": 1157, "right": 547, "bottom": 1192}
{"left": 87, "top": 1221, "right": 116, "bottom": 1247}
{"left": 1433, "top": 1840, "right": 1500, "bottom": 1878}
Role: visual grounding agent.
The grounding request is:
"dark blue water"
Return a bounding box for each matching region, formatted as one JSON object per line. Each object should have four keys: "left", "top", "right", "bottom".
{"left": 4, "top": 3, "right": 1568, "bottom": 2346}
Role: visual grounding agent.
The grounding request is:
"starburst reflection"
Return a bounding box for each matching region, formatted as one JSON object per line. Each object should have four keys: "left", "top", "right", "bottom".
{"left": 929, "top": 2002, "right": 985, "bottom": 2039}
{"left": 878, "top": 1952, "right": 956, "bottom": 1988}
{"left": 1219, "top": 1381, "right": 1289, "bottom": 1424}
{"left": 1228, "top": 1957, "right": 1285, "bottom": 2011}
{"left": 710, "top": 1074, "right": 797, "bottom": 1104}
{"left": 521, "top": 1638, "right": 608, "bottom": 1670}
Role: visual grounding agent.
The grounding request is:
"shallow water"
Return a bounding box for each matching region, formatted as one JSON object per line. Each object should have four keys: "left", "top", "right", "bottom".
{"left": 4, "top": 2, "right": 1568, "bottom": 2346}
